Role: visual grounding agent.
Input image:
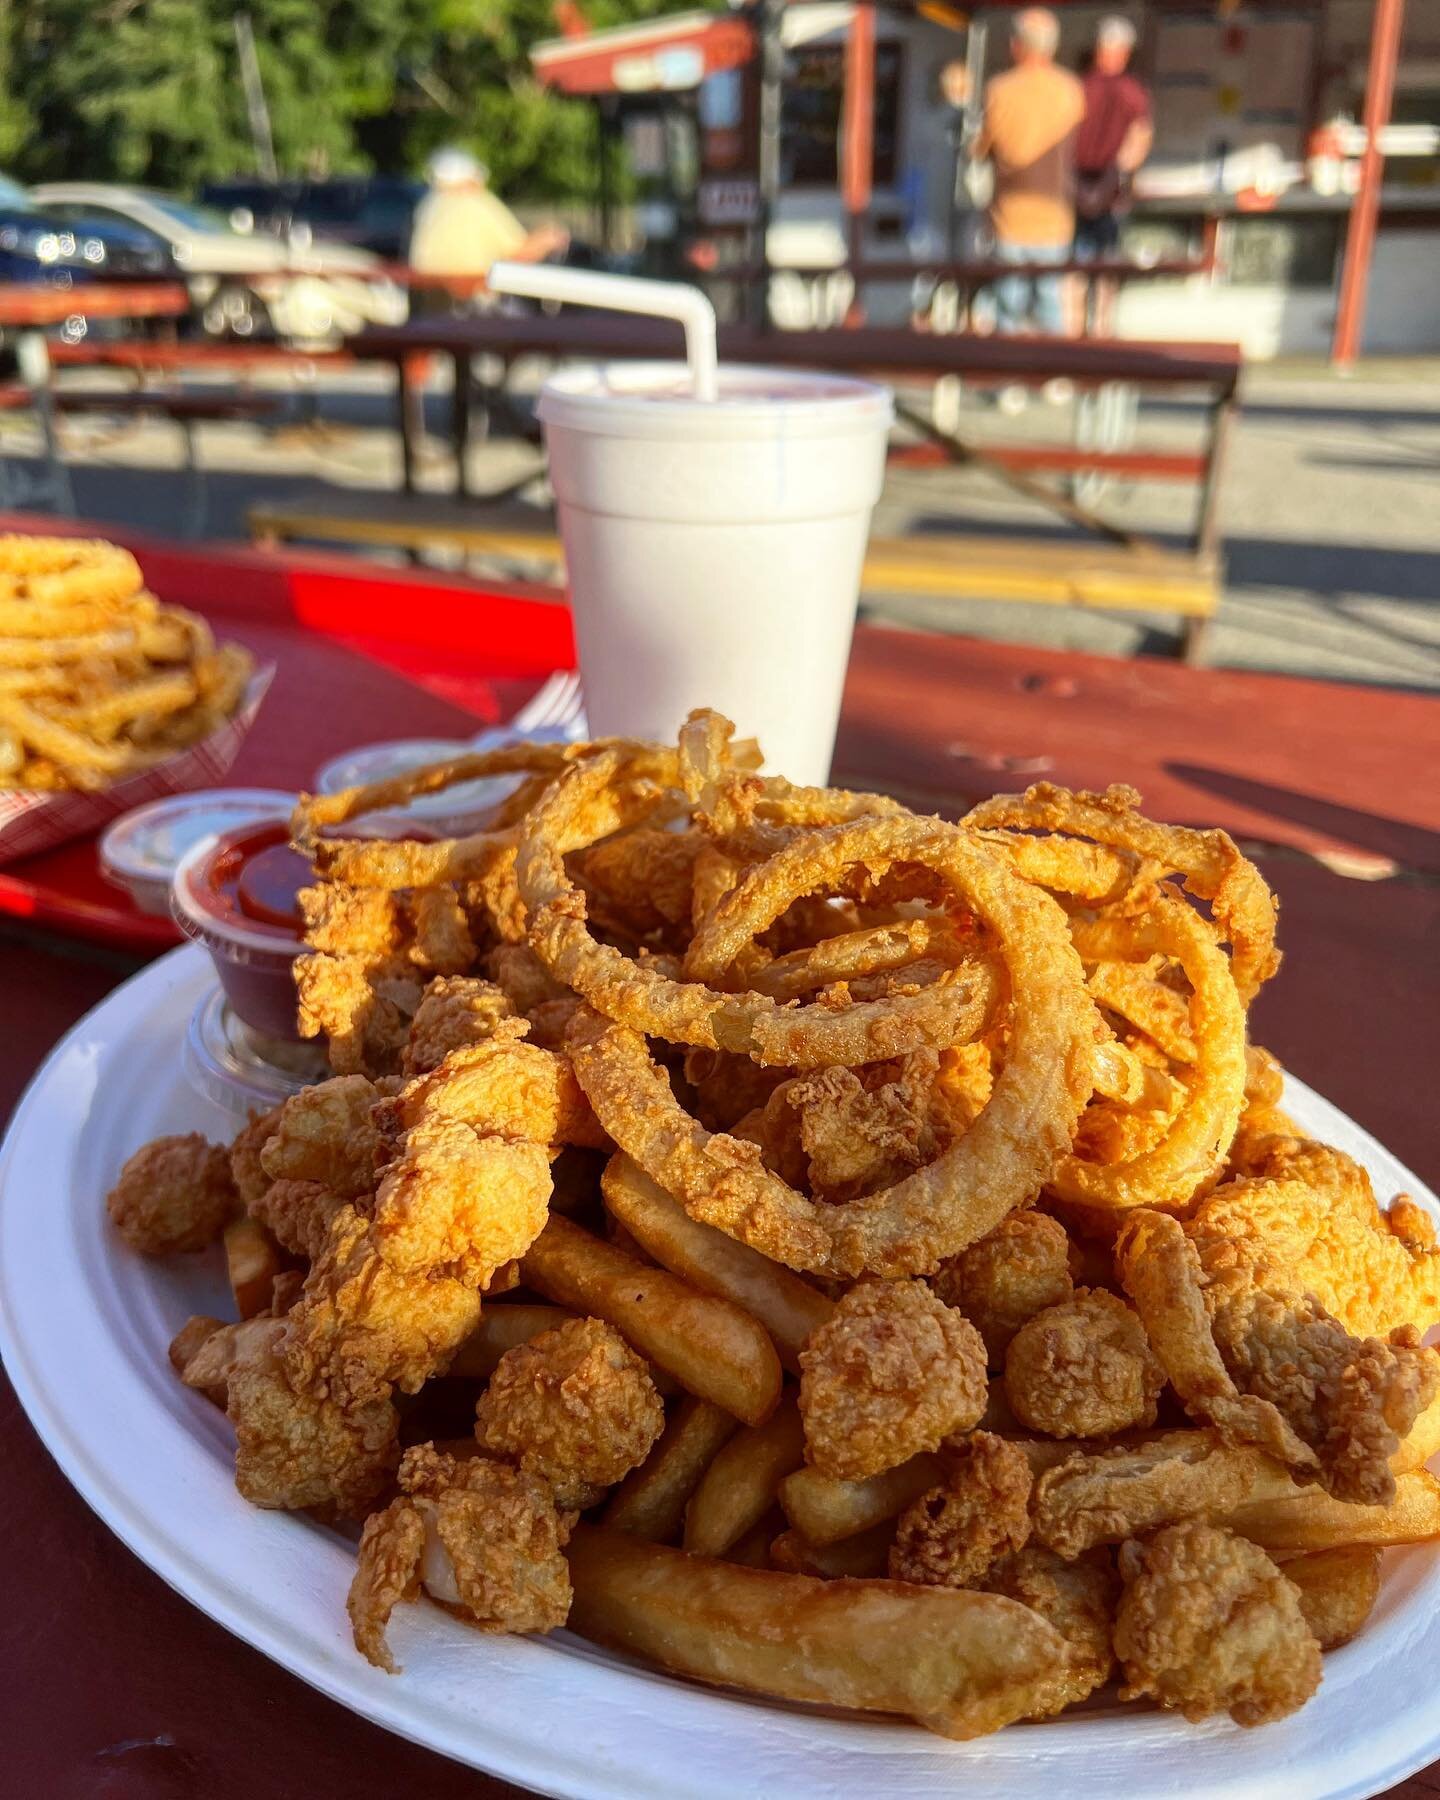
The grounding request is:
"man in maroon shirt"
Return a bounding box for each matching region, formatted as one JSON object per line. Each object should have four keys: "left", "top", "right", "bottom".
{"left": 1073, "top": 16, "right": 1153, "bottom": 262}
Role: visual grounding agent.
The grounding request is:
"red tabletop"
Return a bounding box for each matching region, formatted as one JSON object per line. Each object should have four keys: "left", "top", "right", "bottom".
{"left": 0, "top": 526, "right": 1437, "bottom": 1797}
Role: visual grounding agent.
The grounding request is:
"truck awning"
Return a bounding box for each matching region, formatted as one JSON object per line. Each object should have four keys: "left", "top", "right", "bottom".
{"left": 532, "top": 12, "right": 755, "bottom": 96}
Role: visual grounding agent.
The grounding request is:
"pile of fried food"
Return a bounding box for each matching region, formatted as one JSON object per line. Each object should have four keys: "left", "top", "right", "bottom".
{"left": 0, "top": 534, "right": 253, "bottom": 790}
{"left": 108, "top": 711, "right": 1440, "bottom": 1741}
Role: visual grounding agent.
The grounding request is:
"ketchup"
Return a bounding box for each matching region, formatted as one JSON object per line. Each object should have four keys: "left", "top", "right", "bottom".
{"left": 204, "top": 822, "right": 312, "bottom": 938}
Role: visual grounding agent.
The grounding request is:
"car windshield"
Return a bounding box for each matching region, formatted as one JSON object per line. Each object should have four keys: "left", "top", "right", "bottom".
{"left": 0, "top": 174, "right": 34, "bottom": 211}
{"left": 139, "top": 191, "right": 235, "bottom": 234}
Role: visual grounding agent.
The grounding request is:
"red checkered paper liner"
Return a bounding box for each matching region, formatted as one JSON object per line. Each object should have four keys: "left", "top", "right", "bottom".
{"left": 0, "top": 666, "right": 275, "bottom": 866}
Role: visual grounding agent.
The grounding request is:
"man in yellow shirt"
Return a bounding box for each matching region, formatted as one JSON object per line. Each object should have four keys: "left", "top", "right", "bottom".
{"left": 408, "top": 148, "right": 568, "bottom": 280}
{"left": 974, "top": 9, "right": 1085, "bottom": 334}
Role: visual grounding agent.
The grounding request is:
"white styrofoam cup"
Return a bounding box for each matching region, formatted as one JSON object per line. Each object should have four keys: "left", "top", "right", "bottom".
{"left": 537, "top": 361, "right": 894, "bottom": 787}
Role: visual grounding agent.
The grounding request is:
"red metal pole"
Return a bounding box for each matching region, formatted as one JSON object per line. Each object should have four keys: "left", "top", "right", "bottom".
{"left": 1332, "top": 0, "right": 1405, "bottom": 369}
{"left": 841, "top": 3, "right": 876, "bottom": 283}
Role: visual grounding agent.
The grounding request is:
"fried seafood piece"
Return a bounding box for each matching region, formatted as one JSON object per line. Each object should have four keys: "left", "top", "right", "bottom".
{"left": 1030, "top": 1429, "right": 1287, "bottom": 1558}
{"left": 370, "top": 1114, "right": 552, "bottom": 1286}
{"left": 779, "top": 1062, "right": 935, "bottom": 1204}
{"left": 1209, "top": 1291, "right": 1440, "bottom": 1507}
{"left": 487, "top": 941, "right": 568, "bottom": 1012}
{"left": 259, "top": 1074, "right": 386, "bottom": 1200}
{"left": 348, "top": 1445, "right": 574, "bottom": 1671}
{"left": 106, "top": 1132, "right": 238, "bottom": 1255}
{"left": 229, "top": 1106, "right": 281, "bottom": 1210}
{"left": 474, "top": 1316, "right": 666, "bottom": 1509}
{"left": 406, "top": 885, "right": 477, "bottom": 976}
{"left": 888, "top": 1431, "right": 1032, "bottom": 1588}
{"left": 1114, "top": 1523, "right": 1322, "bottom": 1726}
{"left": 524, "top": 995, "right": 583, "bottom": 1051}
{"left": 982, "top": 1547, "right": 1118, "bottom": 1718}
{"left": 931, "top": 1211, "right": 1075, "bottom": 1365}
{"left": 402, "top": 976, "right": 518, "bottom": 1076}
{"left": 299, "top": 882, "right": 405, "bottom": 959}
{"left": 171, "top": 1313, "right": 281, "bottom": 1402}
{"left": 294, "top": 952, "right": 417, "bottom": 1077}
{"left": 1117, "top": 1205, "right": 1440, "bottom": 1504}
{"left": 1187, "top": 1139, "right": 1440, "bottom": 1338}
{"left": 458, "top": 836, "right": 527, "bottom": 943}
{"left": 224, "top": 1320, "right": 399, "bottom": 1517}
{"left": 386, "top": 1031, "right": 608, "bottom": 1152}
{"left": 1003, "top": 1290, "right": 1165, "bottom": 1439}
{"left": 250, "top": 1178, "right": 348, "bottom": 1261}
{"left": 798, "top": 1280, "right": 988, "bottom": 1480}
{"left": 575, "top": 828, "right": 704, "bottom": 939}
{"left": 282, "top": 1206, "right": 483, "bottom": 1408}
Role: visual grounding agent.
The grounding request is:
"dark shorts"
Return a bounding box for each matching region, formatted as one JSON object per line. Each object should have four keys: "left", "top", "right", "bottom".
{"left": 1073, "top": 211, "right": 1122, "bottom": 260}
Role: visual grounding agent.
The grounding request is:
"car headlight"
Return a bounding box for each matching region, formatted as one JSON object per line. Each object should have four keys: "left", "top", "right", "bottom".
{"left": 0, "top": 227, "right": 17, "bottom": 250}
{"left": 34, "top": 233, "right": 61, "bottom": 263}
{"left": 81, "top": 239, "right": 106, "bottom": 264}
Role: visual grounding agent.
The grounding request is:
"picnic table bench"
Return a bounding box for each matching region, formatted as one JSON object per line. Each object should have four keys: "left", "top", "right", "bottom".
{"left": 274, "top": 316, "right": 1241, "bottom": 659}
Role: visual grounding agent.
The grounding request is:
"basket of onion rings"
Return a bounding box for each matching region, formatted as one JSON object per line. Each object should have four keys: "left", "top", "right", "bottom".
{"left": 0, "top": 534, "right": 270, "bottom": 864}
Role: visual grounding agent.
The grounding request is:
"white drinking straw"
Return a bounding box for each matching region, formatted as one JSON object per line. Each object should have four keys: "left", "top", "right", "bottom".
{"left": 486, "top": 262, "right": 719, "bottom": 402}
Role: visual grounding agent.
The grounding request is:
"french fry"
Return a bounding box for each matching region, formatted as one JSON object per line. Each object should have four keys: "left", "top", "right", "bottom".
{"left": 725, "top": 1508, "right": 784, "bottom": 1569}
{"left": 520, "top": 1215, "right": 784, "bottom": 1425}
{"left": 779, "top": 1453, "right": 943, "bottom": 1546}
{"left": 565, "top": 1524, "right": 1071, "bottom": 1739}
{"left": 1223, "top": 1470, "right": 1440, "bottom": 1555}
{"left": 601, "top": 1154, "right": 833, "bottom": 1373}
{"left": 224, "top": 1216, "right": 284, "bottom": 1320}
{"left": 603, "top": 1397, "right": 739, "bottom": 1541}
{"left": 683, "top": 1397, "right": 805, "bottom": 1556}
{"left": 444, "top": 1304, "right": 576, "bottom": 1380}
{"left": 770, "top": 1521, "right": 895, "bottom": 1579}
{"left": 1281, "top": 1546, "right": 1383, "bottom": 1650}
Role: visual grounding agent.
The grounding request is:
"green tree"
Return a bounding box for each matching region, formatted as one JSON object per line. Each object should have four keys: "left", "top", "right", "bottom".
{"left": 0, "top": 0, "right": 697, "bottom": 197}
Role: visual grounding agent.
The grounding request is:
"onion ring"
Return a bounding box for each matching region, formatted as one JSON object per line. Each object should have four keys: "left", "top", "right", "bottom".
{"left": 567, "top": 821, "right": 1094, "bottom": 1279}
{"left": 519, "top": 757, "right": 1000, "bottom": 1067}
{"left": 963, "top": 783, "right": 1279, "bottom": 1002}
{"left": 1046, "top": 895, "right": 1247, "bottom": 1214}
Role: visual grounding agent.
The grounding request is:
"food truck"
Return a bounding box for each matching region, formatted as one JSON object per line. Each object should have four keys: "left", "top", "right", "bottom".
{"left": 533, "top": 0, "right": 1438, "bottom": 357}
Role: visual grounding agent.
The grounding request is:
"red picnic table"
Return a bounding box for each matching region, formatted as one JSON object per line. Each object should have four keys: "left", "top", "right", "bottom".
{"left": 0, "top": 522, "right": 1437, "bottom": 1797}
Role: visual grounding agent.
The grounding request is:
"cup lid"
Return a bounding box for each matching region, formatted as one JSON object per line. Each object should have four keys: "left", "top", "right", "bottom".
{"left": 100, "top": 789, "right": 297, "bottom": 889}
{"left": 538, "top": 362, "right": 894, "bottom": 440}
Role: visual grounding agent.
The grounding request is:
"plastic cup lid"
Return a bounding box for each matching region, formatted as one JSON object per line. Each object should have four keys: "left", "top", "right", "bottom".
{"left": 183, "top": 984, "right": 329, "bottom": 1115}
{"left": 100, "top": 789, "right": 297, "bottom": 887}
{"left": 538, "top": 362, "right": 894, "bottom": 440}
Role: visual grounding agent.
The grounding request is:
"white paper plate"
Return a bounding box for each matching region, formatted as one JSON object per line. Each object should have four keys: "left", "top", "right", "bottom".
{"left": 3, "top": 945, "right": 1440, "bottom": 1800}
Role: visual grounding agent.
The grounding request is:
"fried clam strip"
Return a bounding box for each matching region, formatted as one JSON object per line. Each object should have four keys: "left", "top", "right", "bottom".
{"left": 973, "top": 828, "right": 1152, "bottom": 909}
{"left": 519, "top": 755, "right": 1001, "bottom": 1068}
{"left": 1031, "top": 1430, "right": 1298, "bottom": 1558}
{"left": 1046, "top": 898, "right": 1248, "bottom": 1214}
{"left": 1115, "top": 1210, "right": 1323, "bottom": 1478}
{"left": 565, "top": 1524, "right": 1073, "bottom": 1739}
{"left": 963, "top": 782, "right": 1279, "bottom": 1003}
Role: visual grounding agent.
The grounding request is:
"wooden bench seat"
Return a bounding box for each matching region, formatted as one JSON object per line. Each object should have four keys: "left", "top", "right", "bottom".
{"left": 248, "top": 494, "right": 1219, "bottom": 654}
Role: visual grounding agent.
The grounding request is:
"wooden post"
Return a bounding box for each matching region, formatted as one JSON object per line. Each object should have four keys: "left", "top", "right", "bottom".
{"left": 1332, "top": 0, "right": 1405, "bottom": 369}
{"left": 840, "top": 2, "right": 876, "bottom": 321}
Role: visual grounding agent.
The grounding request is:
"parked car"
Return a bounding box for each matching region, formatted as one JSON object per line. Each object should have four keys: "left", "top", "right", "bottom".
{"left": 29, "top": 182, "right": 407, "bottom": 340}
{"left": 0, "top": 174, "right": 176, "bottom": 287}
{"left": 201, "top": 177, "right": 425, "bottom": 261}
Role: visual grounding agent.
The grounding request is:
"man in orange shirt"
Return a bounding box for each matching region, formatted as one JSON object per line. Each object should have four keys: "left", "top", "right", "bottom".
{"left": 974, "top": 8, "right": 1085, "bottom": 334}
